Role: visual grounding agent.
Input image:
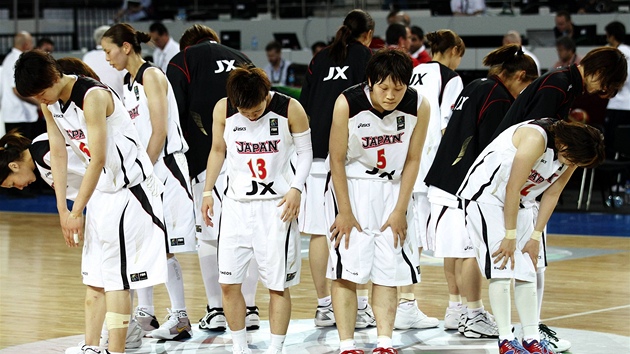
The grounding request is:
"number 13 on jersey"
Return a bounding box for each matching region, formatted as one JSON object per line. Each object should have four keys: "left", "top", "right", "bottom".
{"left": 247, "top": 158, "right": 267, "bottom": 179}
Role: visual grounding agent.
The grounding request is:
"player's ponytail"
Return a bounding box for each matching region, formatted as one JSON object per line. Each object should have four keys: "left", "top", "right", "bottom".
{"left": 0, "top": 129, "right": 32, "bottom": 183}
{"left": 484, "top": 44, "right": 538, "bottom": 82}
{"left": 329, "top": 9, "right": 374, "bottom": 64}
{"left": 426, "top": 29, "right": 465, "bottom": 57}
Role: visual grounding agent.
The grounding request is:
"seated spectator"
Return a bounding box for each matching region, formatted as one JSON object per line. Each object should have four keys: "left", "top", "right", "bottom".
{"left": 553, "top": 10, "right": 574, "bottom": 39}
{"left": 551, "top": 36, "right": 581, "bottom": 70}
{"left": 410, "top": 26, "right": 431, "bottom": 64}
{"left": 114, "top": 0, "right": 152, "bottom": 22}
{"left": 35, "top": 37, "right": 54, "bottom": 53}
{"left": 386, "top": 9, "right": 411, "bottom": 26}
{"left": 451, "top": 0, "right": 485, "bottom": 16}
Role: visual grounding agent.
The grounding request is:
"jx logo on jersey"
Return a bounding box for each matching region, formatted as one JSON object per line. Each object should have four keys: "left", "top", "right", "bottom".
{"left": 409, "top": 72, "right": 427, "bottom": 86}
{"left": 214, "top": 59, "right": 237, "bottom": 73}
{"left": 452, "top": 96, "right": 469, "bottom": 111}
{"left": 323, "top": 66, "right": 349, "bottom": 81}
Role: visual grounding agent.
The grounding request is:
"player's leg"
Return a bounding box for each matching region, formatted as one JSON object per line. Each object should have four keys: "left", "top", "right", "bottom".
{"left": 243, "top": 257, "right": 260, "bottom": 330}
{"left": 104, "top": 290, "right": 131, "bottom": 353}
{"left": 85, "top": 286, "right": 107, "bottom": 347}
{"left": 332, "top": 279, "right": 358, "bottom": 350}
{"left": 461, "top": 257, "right": 498, "bottom": 339}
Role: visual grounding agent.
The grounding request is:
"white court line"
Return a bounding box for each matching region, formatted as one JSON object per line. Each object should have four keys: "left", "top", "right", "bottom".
{"left": 543, "top": 304, "right": 630, "bottom": 322}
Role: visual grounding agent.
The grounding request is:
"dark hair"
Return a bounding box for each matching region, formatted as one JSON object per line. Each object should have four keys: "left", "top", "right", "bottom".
{"left": 550, "top": 120, "right": 604, "bottom": 168}
{"left": 226, "top": 66, "right": 270, "bottom": 109}
{"left": 484, "top": 44, "right": 538, "bottom": 81}
{"left": 36, "top": 37, "right": 54, "bottom": 48}
{"left": 426, "top": 29, "right": 465, "bottom": 57}
{"left": 556, "top": 36, "right": 576, "bottom": 52}
{"left": 410, "top": 26, "right": 424, "bottom": 40}
{"left": 149, "top": 22, "right": 168, "bottom": 36}
{"left": 14, "top": 50, "right": 63, "bottom": 97}
{"left": 0, "top": 129, "right": 32, "bottom": 184}
{"left": 366, "top": 48, "right": 412, "bottom": 87}
{"left": 581, "top": 47, "right": 628, "bottom": 98}
{"left": 57, "top": 57, "right": 100, "bottom": 81}
{"left": 556, "top": 10, "right": 571, "bottom": 22}
{"left": 329, "top": 9, "right": 374, "bottom": 64}
{"left": 179, "top": 24, "right": 219, "bottom": 51}
{"left": 605, "top": 21, "right": 626, "bottom": 43}
{"left": 102, "top": 23, "right": 151, "bottom": 54}
{"left": 385, "top": 23, "right": 407, "bottom": 46}
{"left": 265, "top": 41, "right": 282, "bottom": 53}
{"left": 311, "top": 41, "right": 327, "bottom": 55}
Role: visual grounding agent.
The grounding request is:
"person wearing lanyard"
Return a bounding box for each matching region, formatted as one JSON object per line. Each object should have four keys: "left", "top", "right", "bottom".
{"left": 264, "top": 41, "right": 292, "bottom": 86}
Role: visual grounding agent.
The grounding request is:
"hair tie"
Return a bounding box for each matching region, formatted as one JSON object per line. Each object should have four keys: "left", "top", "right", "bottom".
{"left": 516, "top": 46, "right": 524, "bottom": 56}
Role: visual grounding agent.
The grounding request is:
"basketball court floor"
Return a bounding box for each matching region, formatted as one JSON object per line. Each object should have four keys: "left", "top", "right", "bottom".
{"left": 0, "top": 194, "right": 628, "bottom": 353}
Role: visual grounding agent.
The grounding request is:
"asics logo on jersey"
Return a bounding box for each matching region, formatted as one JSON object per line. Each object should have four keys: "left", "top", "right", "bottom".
{"left": 233, "top": 126, "right": 246, "bottom": 131}
{"left": 214, "top": 59, "right": 236, "bottom": 73}
{"left": 452, "top": 96, "right": 470, "bottom": 111}
{"left": 53, "top": 113, "right": 64, "bottom": 119}
{"left": 236, "top": 140, "right": 280, "bottom": 154}
{"left": 128, "top": 105, "right": 140, "bottom": 120}
{"left": 358, "top": 123, "right": 370, "bottom": 128}
{"left": 66, "top": 129, "right": 86, "bottom": 140}
{"left": 361, "top": 132, "right": 404, "bottom": 149}
{"left": 323, "top": 66, "right": 349, "bottom": 81}
{"left": 409, "top": 72, "right": 427, "bottom": 86}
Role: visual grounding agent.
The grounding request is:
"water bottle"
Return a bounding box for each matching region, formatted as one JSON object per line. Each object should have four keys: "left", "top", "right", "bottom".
{"left": 251, "top": 36, "right": 258, "bottom": 51}
{"left": 176, "top": 8, "right": 187, "bottom": 21}
{"left": 625, "top": 180, "right": 630, "bottom": 204}
{"left": 287, "top": 68, "right": 295, "bottom": 87}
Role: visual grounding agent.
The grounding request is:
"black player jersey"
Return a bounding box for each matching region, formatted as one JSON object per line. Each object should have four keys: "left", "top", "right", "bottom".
{"left": 425, "top": 76, "right": 514, "bottom": 194}
{"left": 299, "top": 41, "right": 372, "bottom": 159}
{"left": 166, "top": 40, "right": 253, "bottom": 177}
{"left": 492, "top": 64, "right": 583, "bottom": 138}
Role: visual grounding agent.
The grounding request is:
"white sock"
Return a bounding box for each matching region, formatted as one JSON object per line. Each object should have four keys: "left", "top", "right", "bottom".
{"left": 339, "top": 339, "right": 356, "bottom": 351}
{"left": 165, "top": 257, "right": 187, "bottom": 310}
{"left": 515, "top": 280, "right": 539, "bottom": 342}
{"left": 269, "top": 333, "right": 286, "bottom": 350}
{"left": 318, "top": 296, "right": 332, "bottom": 307}
{"left": 536, "top": 268, "right": 545, "bottom": 323}
{"left": 448, "top": 301, "right": 462, "bottom": 309}
{"left": 136, "top": 287, "right": 154, "bottom": 315}
{"left": 231, "top": 328, "right": 248, "bottom": 350}
{"left": 467, "top": 299, "right": 484, "bottom": 318}
{"left": 398, "top": 299, "right": 416, "bottom": 309}
{"left": 448, "top": 294, "right": 462, "bottom": 308}
{"left": 198, "top": 240, "right": 222, "bottom": 308}
{"left": 376, "top": 336, "right": 392, "bottom": 349}
{"left": 243, "top": 257, "right": 259, "bottom": 307}
{"left": 357, "top": 289, "right": 369, "bottom": 310}
{"left": 488, "top": 279, "right": 513, "bottom": 341}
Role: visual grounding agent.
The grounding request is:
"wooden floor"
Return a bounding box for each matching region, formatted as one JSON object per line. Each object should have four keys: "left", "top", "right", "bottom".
{"left": 0, "top": 211, "right": 629, "bottom": 349}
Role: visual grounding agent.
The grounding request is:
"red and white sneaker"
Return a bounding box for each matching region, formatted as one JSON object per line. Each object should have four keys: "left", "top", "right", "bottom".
{"left": 523, "top": 339, "right": 556, "bottom": 354}
{"left": 372, "top": 348, "right": 398, "bottom": 354}
{"left": 340, "top": 350, "right": 364, "bottom": 354}
{"left": 498, "top": 339, "right": 529, "bottom": 354}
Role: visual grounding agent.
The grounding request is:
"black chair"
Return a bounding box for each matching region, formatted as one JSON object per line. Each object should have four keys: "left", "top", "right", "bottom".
{"left": 577, "top": 125, "right": 630, "bottom": 210}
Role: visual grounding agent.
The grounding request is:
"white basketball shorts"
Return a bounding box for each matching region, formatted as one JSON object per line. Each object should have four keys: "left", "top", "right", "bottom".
{"left": 192, "top": 168, "right": 225, "bottom": 242}
{"left": 410, "top": 192, "right": 430, "bottom": 250}
{"left": 298, "top": 159, "right": 327, "bottom": 235}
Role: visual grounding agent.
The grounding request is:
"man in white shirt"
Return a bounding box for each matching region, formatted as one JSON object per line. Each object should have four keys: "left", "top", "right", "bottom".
{"left": 604, "top": 21, "right": 630, "bottom": 156}
{"left": 83, "top": 25, "right": 126, "bottom": 98}
{"left": 1, "top": 31, "right": 38, "bottom": 138}
{"left": 264, "top": 41, "right": 292, "bottom": 86}
{"left": 149, "top": 22, "right": 180, "bottom": 73}
{"left": 451, "top": 0, "right": 485, "bottom": 15}
{"left": 503, "top": 30, "right": 541, "bottom": 76}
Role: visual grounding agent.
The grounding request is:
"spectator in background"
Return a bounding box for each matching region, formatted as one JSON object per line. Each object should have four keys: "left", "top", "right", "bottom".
{"left": 264, "top": 41, "right": 292, "bottom": 86}
{"left": 83, "top": 25, "right": 126, "bottom": 98}
{"left": 409, "top": 26, "right": 431, "bottom": 64}
{"left": 114, "top": 0, "right": 152, "bottom": 22}
{"left": 35, "top": 37, "right": 54, "bottom": 53}
{"left": 386, "top": 23, "right": 421, "bottom": 66}
{"left": 386, "top": 9, "right": 411, "bottom": 26}
{"left": 503, "top": 30, "right": 541, "bottom": 75}
{"left": 451, "top": 0, "right": 486, "bottom": 15}
{"left": 310, "top": 41, "right": 327, "bottom": 57}
{"left": 552, "top": 36, "right": 581, "bottom": 70}
{"left": 553, "top": 10, "right": 574, "bottom": 39}
{"left": 149, "top": 22, "right": 179, "bottom": 73}
{"left": 1, "top": 31, "right": 38, "bottom": 139}
{"left": 604, "top": 21, "right": 630, "bottom": 156}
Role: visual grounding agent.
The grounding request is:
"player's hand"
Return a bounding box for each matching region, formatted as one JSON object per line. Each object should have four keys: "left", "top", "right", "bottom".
{"left": 492, "top": 236, "right": 517, "bottom": 270}
{"left": 278, "top": 188, "right": 301, "bottom": 222}
{"left": 521, "top": 238, "right": 540, "bottom": 271}
{"left": 330, "top": 212, "right": 362, "bottom": 250}
{"left": 201, "top": 194, "right": 215, "bottom": 227}
{"left": 381, "top": 210, "right": 407, "bottom": 248}
{"left": 60, "top": 208, "right": 83, "bottom": 248}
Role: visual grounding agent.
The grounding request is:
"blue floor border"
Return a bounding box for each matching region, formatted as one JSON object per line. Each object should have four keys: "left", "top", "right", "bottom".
{"left": 1, "top": 194, "right": 629, "bottom": 237}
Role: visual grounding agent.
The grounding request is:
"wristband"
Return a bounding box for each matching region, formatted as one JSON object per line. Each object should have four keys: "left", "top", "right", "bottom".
{"left": 505, "top": 229, "right": 517, "bottom": 240}
{"left": 530, "top": 230, "right": 542, "bottom": 241}
{"left": 202, "top": 190, "right": 213, "bottom": 198}
{"left": 68, "top": 212, "right": 81, "bottom": 219}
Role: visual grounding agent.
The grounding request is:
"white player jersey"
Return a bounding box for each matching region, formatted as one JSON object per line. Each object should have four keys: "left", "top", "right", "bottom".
{"left": 409, "top": 61, "right": 463, "bottom": 193}
{"left": 47, "top": 76, "right": 154, "bottom": 192}
{"left": 457, "top": 119, "right": 569, "bottom": 206}
{"left": 341, "top": 83, "right": 418, "bottom": 181}
{"left": 123, "top": 62, "right": 188, "bottom": 159}
{"left": 30, "top": 133, "right": 84, "bottom": 201}
{"left": 223, "top": 92, "right": 296, "bottom": 201}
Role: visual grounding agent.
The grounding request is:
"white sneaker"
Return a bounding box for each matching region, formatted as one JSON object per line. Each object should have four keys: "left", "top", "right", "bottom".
{"left": 199, "top": 306, "right": 227, "bottom": 332}
{"left": 355, "top": 304, "right": 376, "bottom": 328}
{"left": 65, "top": 345, "right": 101, "bottom": 354}
{"left": 246, "top": 306, "right": 260, "bottom": 330}
{"left": 134, "top": 307, "right": 160, "bottom": 332}
{"left": 264, "top": 348, "right": 283, "bottom": 354}
{"left": 444, "top": 306, "right": 463, "bottom": 330}
{"left": 457, "top": 310, "right": 467, "bottom": 334}
{"left": 539, "top": 323, "right": 571, "bottom": 352}
{"left": 100, "top": 318, "right": 145, "bottom": 348}
{"left": 150, "top": 309, "right": 193, "bottom": 340}
{"left": 233, "top": 345, "right": 253, "bottom": 354}
{"left": 394, "top": 300, "right": 439, "bottom": 330}
{"left": 462, "top": 311, "right": 499, "bottom": 338}
{"left": 315, "top": 304, "right": 336, "bottom": 327}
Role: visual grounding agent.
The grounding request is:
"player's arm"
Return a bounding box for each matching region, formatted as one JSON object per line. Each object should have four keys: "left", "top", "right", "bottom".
{"left": 278, "top": 98, "right": 312, "bottom": 222}
{"left": 329, "top": 94, "right": 361, "bottom": 249}
{"left": 382, "top": 96, "right": 429, "bottom": 248}
{"left": 201, "top": 98, "right": 228, "bottom": 227}
{"left": 440, "top": 76, "right": 464, "bottom": 129}
{"left": 496, "top": 127, "right": 546, "bottom": 270}
{"left": 143, "top": 68, "right": 169, "bottom": 164}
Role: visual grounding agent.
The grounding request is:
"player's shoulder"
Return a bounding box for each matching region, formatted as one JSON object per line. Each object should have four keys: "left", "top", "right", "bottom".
{"left": 71, "top": 76, "right": 108, "bottom": 109}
